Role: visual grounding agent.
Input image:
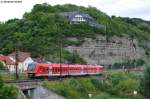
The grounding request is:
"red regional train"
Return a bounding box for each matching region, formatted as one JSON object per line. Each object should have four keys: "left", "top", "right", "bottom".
{"left": 27, "top": 62, "right": 104, "bottom": 78}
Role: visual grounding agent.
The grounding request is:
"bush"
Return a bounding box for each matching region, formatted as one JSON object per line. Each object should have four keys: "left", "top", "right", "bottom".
{"left": 113, "top": 79, "right": 139, "bottom": 96}
{"left": 91, "top": 77, "right": 103, "bottom": 90}
{"left": 102, "top": 72, "right": 141, "bottom": 96}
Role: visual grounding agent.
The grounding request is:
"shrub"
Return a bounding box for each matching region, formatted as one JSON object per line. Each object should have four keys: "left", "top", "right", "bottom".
{"left": 91, "top": 77, "right": 103, "bottom": 90}
{"left": 103, "top": 72, "right": 141, "bottom": 96}
{"left": 113, "top": 79, "right": 139, "bottom": 96}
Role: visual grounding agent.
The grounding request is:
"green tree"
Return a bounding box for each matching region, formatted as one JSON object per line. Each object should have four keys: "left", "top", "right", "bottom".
{"left": 0, "top": 75, "right": 18, "bottom": 99}
{"left": 0, "top": 62, "right": 5, "bottom": 70}
{"left": 143, "top": 64, "right": 150, "bottom": 97}
{"left": 0, "top": 75, "right": 4, "bottom": 88}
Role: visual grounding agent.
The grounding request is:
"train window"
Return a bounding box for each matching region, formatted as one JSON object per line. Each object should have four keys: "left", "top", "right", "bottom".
{"left": 53, "top": 68, "right": 55, "bottom": 72}
{"left": 71, "top": 68, "right": 72, "bottom": 72}
{"left": 28, "top": 63, "right": 36, "bottom": 71}
{"left": 63, "top": 68, "right": 65, "bottom": 72}
{"left": 39, "top": 67, "right": 42, "bottom": 72}
{"left": 66, "top": 69, "right": 68, "bottom": 72}
{"left": 64, "top": 68, "right": 65, "bottom": 72}
{"left": 43, "top": 68, "right": 45, "bottom": 72}
{"left": 65, "top": 68, "right": 67, "bottom": 72}
{"left": 54, "top": 68, "right": 56, "bottom": 72}
{"left": 64, "top": 68, "right": 66, "bottom": 72}
{"left": 43, "top": 68, "right": 46, "bottom": 72}
{"left": 46, "top": 68, "right": 49, "bottom": 72}
{"left": 50, "top": 68, "right": 53, "bottom": 72}
{"left": 61, "top": 68, "right": 63, "bottom": 72}
{"left": 55, "top": 68, "right": 57, "bottom": 72}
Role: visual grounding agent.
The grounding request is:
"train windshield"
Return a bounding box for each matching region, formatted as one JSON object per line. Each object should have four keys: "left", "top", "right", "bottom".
{"left": 28, "top": 63, "right": 36, "bottom": 71}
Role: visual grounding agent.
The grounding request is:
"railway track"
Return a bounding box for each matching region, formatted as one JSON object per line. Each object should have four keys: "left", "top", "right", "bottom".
{"left": 4, "top": 69, "right": 142, "bottom": 84}
{"left": 3, "top": 78, "right": 68, "bottom": 84}
{"left": 4, "top": 75, "right": 102, "bottom": 84}
{"left": 4, "top": 79, "right": 43, "bottom": 84}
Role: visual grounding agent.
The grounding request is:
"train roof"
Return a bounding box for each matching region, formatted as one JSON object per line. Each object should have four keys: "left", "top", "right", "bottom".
{"left": 29, "top": 62, "right": 103, "bottom": 68}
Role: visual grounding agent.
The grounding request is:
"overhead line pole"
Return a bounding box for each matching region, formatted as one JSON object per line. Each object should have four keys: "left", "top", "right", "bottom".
{"left": 15, "top": 43, "right": 19, "bottom": 80}
{"left": 59, "top": 38, "right": 62, "bottom": 81}
{"left": 56, "top": 22, "right": 62, "bottom": 81}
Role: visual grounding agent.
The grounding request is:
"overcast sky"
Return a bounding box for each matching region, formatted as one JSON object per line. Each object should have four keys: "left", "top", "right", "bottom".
{"left": 0, "top": 0, "right": 150, "bottom": 22}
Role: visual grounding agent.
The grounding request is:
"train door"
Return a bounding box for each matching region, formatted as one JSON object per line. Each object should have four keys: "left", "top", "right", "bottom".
{"left": 49, "top": 65, "right": 53, "bottom": 76}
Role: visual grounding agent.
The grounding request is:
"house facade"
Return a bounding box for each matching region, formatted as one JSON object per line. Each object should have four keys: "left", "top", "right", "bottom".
{"left": 0, "top": 55, "right": 15, "bottom": 72}
{"left": 8, "top": 51, "right": 34, "bottom": 73}
{"left": 60, "top": 11, "right": 104, "bottom": 28}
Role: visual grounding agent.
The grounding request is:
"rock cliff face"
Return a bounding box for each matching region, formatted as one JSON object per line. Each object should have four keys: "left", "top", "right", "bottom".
{"left": 66, "top": 35, "right": 145, "bottom": 65}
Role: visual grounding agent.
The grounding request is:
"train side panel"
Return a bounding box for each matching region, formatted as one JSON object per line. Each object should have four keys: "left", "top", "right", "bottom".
{"left": 27, "top": 63, "right": 104, "bottom": 78}
{"left": 68, "top": 64, "right": 82, "bottom": 76}
{"left": 34, "top": 64, "right": 50, "bottom": 77}
{"left": 52, "top": 64, "right": 69, "bottom": 76}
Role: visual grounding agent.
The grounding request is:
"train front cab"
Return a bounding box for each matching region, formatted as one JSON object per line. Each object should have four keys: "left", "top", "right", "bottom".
{"left": 27, "top": 62, "right": 37, "bottom": 78}
{"left": 27, "top": 63, "right": 51, "bottom": 79}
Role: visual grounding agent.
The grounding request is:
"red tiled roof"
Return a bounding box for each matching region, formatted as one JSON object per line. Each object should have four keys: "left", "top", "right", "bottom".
{"left": 8, "top": 51, "right": 31, "bottom": 62}
{"left": 0, "top": 55, "right": 15, "bottom": 65}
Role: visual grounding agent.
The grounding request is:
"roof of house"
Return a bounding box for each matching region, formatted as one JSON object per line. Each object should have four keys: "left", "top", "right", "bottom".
{"left": 8, "top": 51, "right": 31, "bottom": 62}
{"left": 32, "top": 57, "right": 44, "bottom": 63}
{"left": 60, "top": 11, "right": 94, "bottom": 21}
{"left": 0, "top": 55, "right": 15, "bottom": 65}
{"left": 60, "top": 11, "right": 105, "bottom": 28}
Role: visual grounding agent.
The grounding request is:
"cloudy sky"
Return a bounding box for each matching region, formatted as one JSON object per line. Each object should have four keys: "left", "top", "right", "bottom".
{"left": 0, "top": 0, "right": 150, "bottom": 22}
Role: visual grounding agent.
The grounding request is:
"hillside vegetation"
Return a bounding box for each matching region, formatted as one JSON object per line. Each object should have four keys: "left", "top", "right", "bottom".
{"left": 120, "top": 17, "right": 150, "bottom": 33}
{"left": 0, "top": 3, "right": 150, "bottom": 63}
{"left": 42, "top": 72, "right": 147, "bottom": 99}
